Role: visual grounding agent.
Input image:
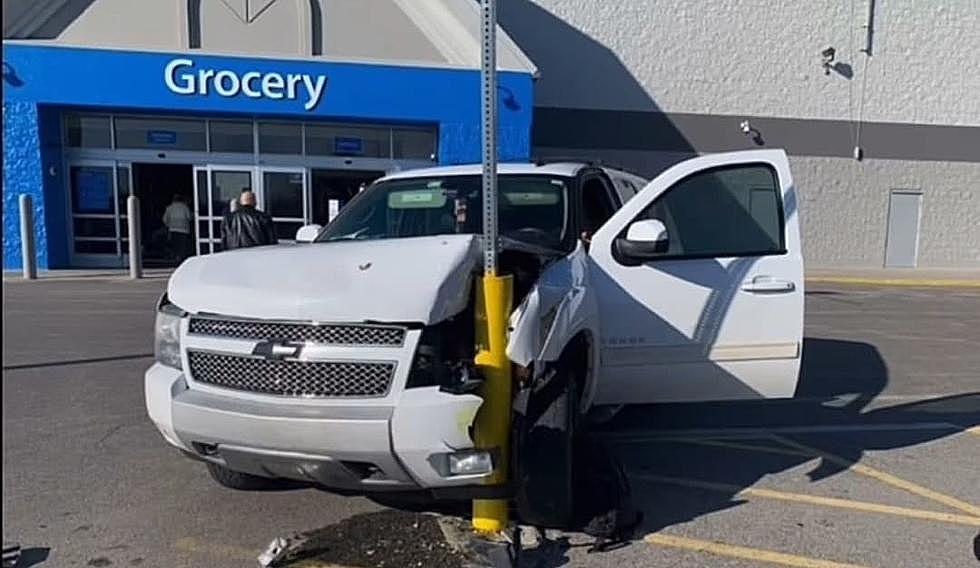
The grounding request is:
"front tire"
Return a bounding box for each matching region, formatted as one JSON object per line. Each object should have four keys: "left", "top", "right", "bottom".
{"left": 205, "top": 462, "right": 276, "bottom": 490}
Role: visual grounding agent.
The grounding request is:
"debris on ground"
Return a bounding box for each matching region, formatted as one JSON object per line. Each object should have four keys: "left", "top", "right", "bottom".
{"left": 258, "top": 536, "right": 291, "bottom": 567}
{"left": 277, "top": 510, "right": 467, "bottom": 568}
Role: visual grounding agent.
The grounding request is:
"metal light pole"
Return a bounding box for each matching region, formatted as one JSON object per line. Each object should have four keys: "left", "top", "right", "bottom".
{"left": 471, "top": 0, "right": 514, "bottom": 535}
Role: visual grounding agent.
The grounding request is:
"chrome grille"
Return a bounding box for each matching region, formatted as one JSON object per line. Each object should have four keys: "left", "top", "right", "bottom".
{"left": 188, "top": 317, "right": 406, "bottom": 347}
{"left": 187, "top": 351, "right": 395, "bottom": 397}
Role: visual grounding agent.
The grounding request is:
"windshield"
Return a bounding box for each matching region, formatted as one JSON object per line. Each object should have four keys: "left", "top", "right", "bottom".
{"left": 317, "top": 174, "right": 571, "bottom": 249}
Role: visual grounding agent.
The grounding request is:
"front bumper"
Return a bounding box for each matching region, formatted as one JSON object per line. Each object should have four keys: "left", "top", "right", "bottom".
{"left": 145, "top": 363, "right": 490, "bottom": 493}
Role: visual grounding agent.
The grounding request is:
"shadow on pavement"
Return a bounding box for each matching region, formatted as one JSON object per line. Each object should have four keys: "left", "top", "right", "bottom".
{"left": 596, "top": 337, "right": 980, "bottom": 538}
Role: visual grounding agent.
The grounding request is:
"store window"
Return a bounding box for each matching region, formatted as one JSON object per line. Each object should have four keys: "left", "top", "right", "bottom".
{"left": 305, "top": 124, "right": 390, "bottom": 158}
{"left": 209, "top": 120, "right": 254, "bottom": 153}
{"left": 65, "top": 115, "right": 112, "bottom": 148}
{"left": 258, "top": 122, "right": 303, "bottom": 154}
{"left": 114, "top": 117, "right": 207, "bottom": 151}
{"left": 393, "top": 129, "right": 437, "bottom": 161}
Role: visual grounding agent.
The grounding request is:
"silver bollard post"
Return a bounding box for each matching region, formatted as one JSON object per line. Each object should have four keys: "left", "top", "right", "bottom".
{"left": 19, "top": 194, "right": 37, "bottom": 280}
{"left": 127, "top": 195, "right": 142, "bottom": 279}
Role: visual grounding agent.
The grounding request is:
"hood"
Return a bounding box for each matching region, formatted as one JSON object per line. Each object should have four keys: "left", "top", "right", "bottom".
{"left": 168, "top": 235, "right": 480, "bottom": 324}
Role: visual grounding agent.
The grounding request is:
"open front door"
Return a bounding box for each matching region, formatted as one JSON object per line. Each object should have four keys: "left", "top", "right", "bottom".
{"left": 588, "top": 150, "right": 803, "bottom": 404}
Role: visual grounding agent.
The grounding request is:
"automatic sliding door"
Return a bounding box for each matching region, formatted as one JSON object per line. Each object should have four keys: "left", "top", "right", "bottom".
{"left": 261, "top": 168, "right": 307, "bottom": 241}
{"left": 68, "top": 160, "right": 126, "bottom": 267}
{"left": 194, "top": 166, "right": 255, "bottom": 254}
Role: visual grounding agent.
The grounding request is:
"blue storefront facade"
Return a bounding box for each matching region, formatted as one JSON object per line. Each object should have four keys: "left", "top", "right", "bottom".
{"left": 2, "top": 43, "right": 534, "bottom": 270}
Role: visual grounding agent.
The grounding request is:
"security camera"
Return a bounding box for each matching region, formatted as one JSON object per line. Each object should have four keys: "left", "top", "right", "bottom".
{"left": 821, "top": 47, "right": 836, "bottom": 62}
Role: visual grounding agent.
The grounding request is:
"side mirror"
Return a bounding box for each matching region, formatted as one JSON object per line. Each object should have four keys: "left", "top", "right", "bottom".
{"left": 295, "top": 224, "right": 323, "bottom": 243}
{"left": 615, "top": 219, "right": 669, "bottom": 262}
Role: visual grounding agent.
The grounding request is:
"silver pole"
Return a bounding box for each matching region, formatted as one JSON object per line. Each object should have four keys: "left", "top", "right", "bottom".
{"left": 127, "top": 195, "right": 142, "bottom": 279}
{"left": 480, "top": 0, "right": 499, "bottom": 275}
{"left": 18, "top": 194, "right": 37, "bottom": 280}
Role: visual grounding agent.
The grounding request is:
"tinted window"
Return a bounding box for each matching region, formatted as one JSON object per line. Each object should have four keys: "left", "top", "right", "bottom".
{"left": 305, "top": 124, "right": 389, "bottom": 158}
{"left": 210, "top": 120, "right": 254, "bottom": 153}
{"left": 258, "top": 122, "right": 302, "bottom": 154}
{"left": 65, "top": 115, "right": 112, "bottom": 148}
{"left": 580, "top": 177, "right": 617, "bottom": 236}
{"left": 641, "top": 164, "right": 783, "bottom": 257}
{"left": 114, "top": 117, "right": 206, "bottom": 151}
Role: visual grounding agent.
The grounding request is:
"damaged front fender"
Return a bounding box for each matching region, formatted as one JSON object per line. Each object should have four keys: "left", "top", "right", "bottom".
{"left": 506, "top": 244, "right": 601, "bottom": 404}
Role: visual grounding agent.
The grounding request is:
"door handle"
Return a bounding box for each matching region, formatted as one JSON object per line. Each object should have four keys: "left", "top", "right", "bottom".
{"left": 741, "top": 276, "right": 795, "bottom": 293}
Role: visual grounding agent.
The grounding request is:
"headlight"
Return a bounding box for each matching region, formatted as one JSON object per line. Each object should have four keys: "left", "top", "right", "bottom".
{"left": 154, "top": 304, "right": 184, "bottom": 370}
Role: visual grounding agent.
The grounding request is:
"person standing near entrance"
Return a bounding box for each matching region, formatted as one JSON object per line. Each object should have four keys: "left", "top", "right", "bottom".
{"left": 162, "top": 194, "right": 193, "bottom": 263}
{"left": 220, "top": 190, "right": 278, "bottom": 250}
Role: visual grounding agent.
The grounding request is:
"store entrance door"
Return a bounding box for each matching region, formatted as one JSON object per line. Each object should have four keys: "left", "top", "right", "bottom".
{"left": 193, "top": 165, "right": 256, "bottom": 254}
{"left": 311, "top": 169, "right": 385, "bottom": 225}
{"left": 132, "top": 163, "right": 194, "bottom": 267}
{"left": 67, "top": 159, "right": 132, "bottom": 268}
{"left": 261, "top": 167, "right": 308, "bottom": 242}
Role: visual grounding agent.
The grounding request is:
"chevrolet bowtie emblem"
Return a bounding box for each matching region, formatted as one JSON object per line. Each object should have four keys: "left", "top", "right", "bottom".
{"left": 252, "top": 340, "right": 303, "bottom": 361}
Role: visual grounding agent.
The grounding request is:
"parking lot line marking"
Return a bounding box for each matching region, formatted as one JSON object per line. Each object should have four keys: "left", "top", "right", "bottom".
{"left": 636, "top": 474, "right": 980, "bottom": 527}
{"left": 645, "top": 533, "right": 872, "bottom": 568}
{"left": 805, "top": 276, "right": 980, "bottom": 289}
{"left": 771, "top": 435, "right": 980, "bottom": 518}
{"left": 174, "top": 537, "right": 256, "bottom": 562}
{"left": 604, "top": 421, "right": 961, "bottom": 441}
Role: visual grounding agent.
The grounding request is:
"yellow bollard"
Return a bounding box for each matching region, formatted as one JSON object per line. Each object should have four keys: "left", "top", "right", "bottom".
{"left": 471, "top": 272, "right": 514, "bottom": 534}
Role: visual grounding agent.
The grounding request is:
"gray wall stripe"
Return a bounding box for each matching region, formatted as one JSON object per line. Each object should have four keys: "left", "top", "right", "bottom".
{"left": 533, "top": 107, "right": 980, "bottom": 163}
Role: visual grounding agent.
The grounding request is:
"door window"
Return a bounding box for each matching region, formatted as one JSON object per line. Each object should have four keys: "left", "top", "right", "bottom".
{"left": 580, "top": 176, "right": 617, "bottom": 237}
{"left": 638, "top": 164, "right": 784, "bottom": 258}
{"left": 262, "top": 170, "right": 307, "bottom": 241}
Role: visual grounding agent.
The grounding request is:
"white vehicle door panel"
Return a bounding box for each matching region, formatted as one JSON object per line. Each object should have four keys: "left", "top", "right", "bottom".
{"left": 588, "top": 150, "right": 803, "bottom": 404}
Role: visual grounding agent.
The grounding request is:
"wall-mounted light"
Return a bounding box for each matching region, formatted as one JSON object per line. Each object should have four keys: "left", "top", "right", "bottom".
{"left": 821, "top": 47, "right": 836, "bottom": 75}
{"left": 740, "top": 120, "right": 765, "bottom": 146}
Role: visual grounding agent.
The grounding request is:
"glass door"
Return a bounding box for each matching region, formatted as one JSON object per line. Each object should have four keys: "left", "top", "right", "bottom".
{"left": 68, "top": 159, "right": 131, "bottom": 267}
{"left": 193, "top": 165, "right": 256, "bottom": 255}
{"left": 260, "top": 167, "right": 308, "bottom": 242}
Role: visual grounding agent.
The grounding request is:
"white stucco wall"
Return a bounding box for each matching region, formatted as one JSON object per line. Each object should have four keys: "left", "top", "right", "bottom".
{"left": 521, "top": 0, "right": 980, "bottom": 269}
{"left": 514, "top": 0, "right": 980, "bottom": 126}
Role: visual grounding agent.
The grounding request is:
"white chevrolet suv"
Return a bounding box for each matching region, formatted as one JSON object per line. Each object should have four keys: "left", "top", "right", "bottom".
{"left": 146, "top": 150, "right": 804, "bottom": 525}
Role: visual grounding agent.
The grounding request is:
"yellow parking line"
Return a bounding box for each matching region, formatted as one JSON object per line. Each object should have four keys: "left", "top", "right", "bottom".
{"left": 636, "top": 474, "right": 980, "bottom": 527}
{"left": 174, "top": 537, "right": 257, "bottom": 562}
{"left": 805, "top": 276, "right": 980, "bottom": 289}
{"left": 771, "top": 435, "right": 980, "bottom": 518}
{"left": 645, "top": 533, "right": 872, "bottom": 568}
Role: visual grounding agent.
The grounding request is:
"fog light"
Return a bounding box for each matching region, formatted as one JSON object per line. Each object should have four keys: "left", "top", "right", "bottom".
{"left": 448, "top": 451, "right": 494, "bottom": 476}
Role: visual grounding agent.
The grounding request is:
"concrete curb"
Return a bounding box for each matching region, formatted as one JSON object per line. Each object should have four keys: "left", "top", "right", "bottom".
{"left": 806, "top": 276, "right": 980, "bottom": 289}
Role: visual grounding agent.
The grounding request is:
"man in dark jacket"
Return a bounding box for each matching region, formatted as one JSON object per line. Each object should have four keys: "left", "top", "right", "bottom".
{"left": 220, "top": 191, "right": 278, "bottom": 250}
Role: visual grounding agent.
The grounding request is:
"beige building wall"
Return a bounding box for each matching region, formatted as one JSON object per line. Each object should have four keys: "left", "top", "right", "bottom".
{"left": 513, "top": 0, "right": 980, "bottom": 269}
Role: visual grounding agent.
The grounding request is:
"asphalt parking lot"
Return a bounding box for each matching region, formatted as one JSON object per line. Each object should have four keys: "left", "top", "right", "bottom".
{"left": 2, "top": 277, "right": 978, "bottom": 568}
